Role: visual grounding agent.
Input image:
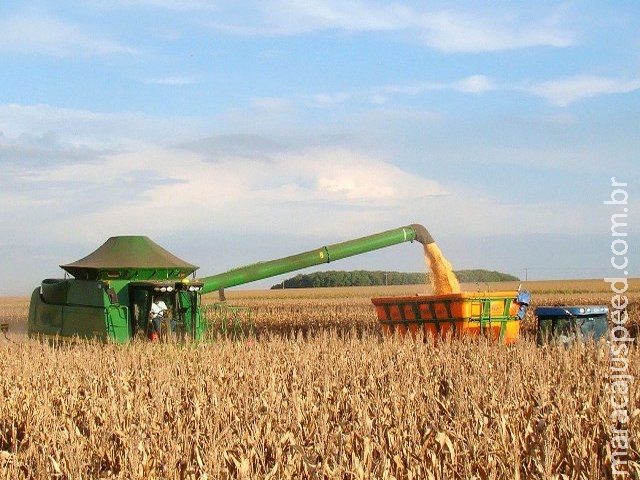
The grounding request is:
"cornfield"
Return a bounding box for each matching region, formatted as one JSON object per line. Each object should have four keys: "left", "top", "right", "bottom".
{"left": 0, "top": 280, "right": 638, "bottom": 479}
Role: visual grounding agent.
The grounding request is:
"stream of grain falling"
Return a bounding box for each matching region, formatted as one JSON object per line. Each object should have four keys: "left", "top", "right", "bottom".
{"left": 425, "top": 243, "right": 461, "bottom": 295}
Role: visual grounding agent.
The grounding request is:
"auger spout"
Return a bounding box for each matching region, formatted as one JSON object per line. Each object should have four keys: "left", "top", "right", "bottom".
{"left": 410, "top": 223, "right": 434, "bottom": 245}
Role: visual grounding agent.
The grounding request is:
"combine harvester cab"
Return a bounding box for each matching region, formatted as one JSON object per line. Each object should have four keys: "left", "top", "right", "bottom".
{"left": 535, "top": 305, "right": 609, "bottom": 346}
{"left": 372, "top": 290, "right": 530, "bottom": 344}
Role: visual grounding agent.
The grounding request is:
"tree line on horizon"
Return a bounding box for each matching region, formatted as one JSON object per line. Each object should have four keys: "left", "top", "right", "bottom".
{"left": 270, "top": 269, "right": 519, "bottom": 289}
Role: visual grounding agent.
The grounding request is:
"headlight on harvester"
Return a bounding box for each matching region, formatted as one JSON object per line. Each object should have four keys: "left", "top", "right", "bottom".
{"left": 153, "top": 286, "right": 172, "bottom": 292}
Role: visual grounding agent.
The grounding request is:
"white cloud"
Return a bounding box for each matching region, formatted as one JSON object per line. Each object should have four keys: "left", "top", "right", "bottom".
{"left": 259, "top": 0, "right": 413, "bottom": 33}
{"left": 15, "top": 134, "right": 611, "bottom": 254}
{"left": 455, "top": 75, "right": 494, "bottom": 93}
{"left": 281, "top": 148, "right": 448, "bottom": 206}
{"left": 249, "top": 97, "right": 294, "bottom": 114}
{"left": 142, "top": 76, "right": 200, "bottom": 86}
{"left": 87, "top": 0, "right": 215, "bottom": 10}
{"left": 372, "top": 73, "right": 640, "bottom": 107}
{"left": 379, "top": 81, "right": 444, "bottom": 96}
{"left": 418, "top": 9, "right": 574, "bottom": 53}
{"left": 0, "top": 104, "right": 202, "bottom": 147}
{"left": 1, "top": 142, "right": 448, "bottom": 245}
{"left": 0, "top": 13, "right": 136, "bottom": 57}
{"left": 375, "top": 75, "right": 493, "bottom": 99}
{"left": 526, "top": 75, "right": 640, "bottom": 106}
{"left": 309, "top": 93, "right": 352, "bottom": 106}
{"left": 369, "top": 94, "right": 387, "bottom": 105}
{"left": 205, "top": 2, "right": 574, "bottom": 53}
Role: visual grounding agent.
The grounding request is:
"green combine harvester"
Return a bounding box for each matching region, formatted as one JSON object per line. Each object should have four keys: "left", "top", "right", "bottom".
{"left": 28, "top": 224, "right": 434, "bottom": 343}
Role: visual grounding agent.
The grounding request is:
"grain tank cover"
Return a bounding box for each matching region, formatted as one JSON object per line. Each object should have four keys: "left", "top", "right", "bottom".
{"left": 60, "top": 236, "right": 199, "bottom": 281}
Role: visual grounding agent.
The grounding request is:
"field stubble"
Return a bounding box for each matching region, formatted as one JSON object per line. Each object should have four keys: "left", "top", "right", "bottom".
{"left": 0, "top": 279, "right": 639, "bottom": 479}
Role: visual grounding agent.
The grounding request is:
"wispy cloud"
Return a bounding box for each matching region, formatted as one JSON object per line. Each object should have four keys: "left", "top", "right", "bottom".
{"left": 0, "top": 3, "right": 576, "bottom": 60}
{"left": 378, "top": 75, "right": 495, "bottom": 96}
{"left": 318, "top": 75, "right": 495, "bottom": 106}
{"left": 0, "top": 104, "right": 202, "bottom": 147}
{"left": 0, "top": 13, "right": 136, "bottom": 57}
{"left": 454, "top": 75, "right": 495, "bottom": 93}
{"left": 205, "top": 1, "right": 575, "bottom": 53}
{"left": 257, "top": 1, "right": 414, "bottom": 33}
{"left": 307, "top": 92, "right": 352, "bottom": 106}
{"left": 142, "top": 76, "right": 200, "bottom": 86}
{"left": 417, "top": 9, "right": 574, "bottom": 53}
{"left": 249, "top": 97, "right": 294, "bottom": 114}
{"left": 525, "top": 75, "right": 640, "bottom": 106}
{"left": 345, "top": 74, "right": 639, "bottom": 107}
{"left": 378, "top": 81, "right": 444, "bottom": 96}
{"left": 88, "top": 0, "right": 216, "bottom": 11}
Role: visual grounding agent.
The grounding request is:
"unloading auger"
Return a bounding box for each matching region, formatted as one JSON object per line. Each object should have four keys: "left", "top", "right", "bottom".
{"left": 198, "top": 224, "right": 433, "bottom": 294}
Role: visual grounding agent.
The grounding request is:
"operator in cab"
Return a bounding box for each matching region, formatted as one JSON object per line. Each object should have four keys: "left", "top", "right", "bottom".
{"left": 149, "top": 297, "right": 169, "bottom": 339}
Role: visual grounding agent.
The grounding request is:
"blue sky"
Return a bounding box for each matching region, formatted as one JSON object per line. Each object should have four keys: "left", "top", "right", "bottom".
{"left": 1, "top": 1, "right": 638, "bottom": 295}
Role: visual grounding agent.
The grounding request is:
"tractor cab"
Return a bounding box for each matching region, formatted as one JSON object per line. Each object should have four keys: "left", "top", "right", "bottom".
{"left": 535, "top": 305, "right": 609, "bottom": 346}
